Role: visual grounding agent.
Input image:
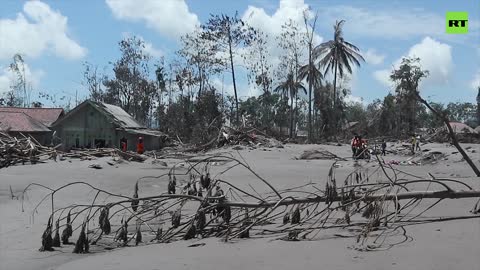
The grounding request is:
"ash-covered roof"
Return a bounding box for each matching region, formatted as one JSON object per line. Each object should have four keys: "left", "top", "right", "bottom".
{"left": 0, "top": 107, "right": 64, "bottom": 127}
{"left": 0, "top": 112, "right": 50, "bottom": 132}
{"left": 52, "top": 100, "right": 144, "bottom": 129}
{"left": 93, "top": 102, "right": 143, "bottom": 128}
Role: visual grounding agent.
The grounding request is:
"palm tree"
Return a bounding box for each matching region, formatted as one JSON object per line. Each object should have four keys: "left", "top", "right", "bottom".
{"left": 275, "top": 73, "right": 306, "bottom": 138}
{"left": 299, "top": 62, "right": 323, "bottom": 141}
{"left": 315, "top": 20, "right": 364, "bottom": 134}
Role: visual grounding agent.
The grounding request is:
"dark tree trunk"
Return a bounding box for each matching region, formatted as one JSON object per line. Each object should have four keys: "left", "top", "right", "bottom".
{"left": 307, "top": 46, "right": 313, "bottom": 142}
{"left": 227, "top": 30, "right": 239, "bottom": 126}
{"left": 290, "top": 91, "right": 294, "bottom": 138}
{"left": 332, "top": 58, "right": 338, "bottom": 137}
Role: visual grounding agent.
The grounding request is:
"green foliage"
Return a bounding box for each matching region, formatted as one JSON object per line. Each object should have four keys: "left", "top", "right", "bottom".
{"left": 159, "top": 90, "right": 223, "bottom": 144}
{"left": 315, "top": 20, "right": 365, "bottom": 137}
{"left": 390, "top": 57, "right": 429, "bottom": 135}
{"left": 102, "top": 35, "right": 157, "bottom": 126}
{"left": 275, "top": 73, "right": 306, "bottom": 138}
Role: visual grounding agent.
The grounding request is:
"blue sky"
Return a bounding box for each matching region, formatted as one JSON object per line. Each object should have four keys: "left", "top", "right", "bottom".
{"left": 0, "top": 0, "right": 479, "bottom": 107}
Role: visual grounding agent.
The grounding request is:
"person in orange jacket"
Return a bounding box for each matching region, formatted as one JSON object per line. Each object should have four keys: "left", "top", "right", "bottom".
{"left": 137, "top": 136, "right": 144, "bottom": 154}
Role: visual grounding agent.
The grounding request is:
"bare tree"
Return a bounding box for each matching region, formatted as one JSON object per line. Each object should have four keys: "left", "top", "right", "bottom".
{"left": 83, "top": 62, "right": 107, "bottom": 102}
{"left": 178, "top": 28, "right": 224, "bottom": 97}
{"left": 9, "top": 54, "right": 28, "bottom": 107}
{"left": 243, "top": 29, "right": 273, "bottom": 94}
{"left": 277, "top": 19, "right": 307, "bottom": 136}
{"left": 201, "top": 12, "right": 255, "bottom": 125}
{"left": 299, "top": 11, "right": 321, "bottom": 142}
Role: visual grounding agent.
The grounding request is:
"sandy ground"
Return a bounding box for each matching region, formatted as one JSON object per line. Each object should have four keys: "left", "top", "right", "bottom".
{"left": 1, "top": 143, "right": 479, "bottom": 270}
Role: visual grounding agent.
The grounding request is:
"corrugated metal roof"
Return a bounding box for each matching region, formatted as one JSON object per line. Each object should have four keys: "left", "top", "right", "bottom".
{"left": 94, "top": 102, "right": 143, "bottom": 128}
{"left": 0, "top": 107, "right": 64, "bottom": 126}
{"left": 0, "top": 112, "right": 50, "bottom": 132}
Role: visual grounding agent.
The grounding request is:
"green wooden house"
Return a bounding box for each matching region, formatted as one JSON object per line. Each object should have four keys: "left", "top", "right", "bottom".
{"left": 51, "top": 100, "right": 165, "bottom": 151}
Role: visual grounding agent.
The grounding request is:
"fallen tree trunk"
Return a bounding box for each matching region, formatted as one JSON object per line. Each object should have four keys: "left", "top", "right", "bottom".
{"left": 115, "top": 149, "right": 146, "bottom": 162}
{"left": 218, "top": 189, "right": 480, "bottom": 208}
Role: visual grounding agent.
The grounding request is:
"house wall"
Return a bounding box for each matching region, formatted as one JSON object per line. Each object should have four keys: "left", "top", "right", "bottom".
{"left": 53, "top": 103, "right": 163, "bottom": 152}
{"left": 53, "top": 104, "right": 118, "bottom": 150}
{"left": 116, "top": 131, "right": 162, "bottom": 152}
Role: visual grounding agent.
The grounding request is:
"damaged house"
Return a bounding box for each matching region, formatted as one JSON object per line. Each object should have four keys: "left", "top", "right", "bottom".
{"left": 0, "top": 107, "right": 65, "bottom": 145}
{"left": 51, "top": 100, "right": 166, "bottom": 151}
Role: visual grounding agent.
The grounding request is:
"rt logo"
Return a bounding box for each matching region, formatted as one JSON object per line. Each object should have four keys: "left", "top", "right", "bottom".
{"left": 446, "top": 12, "right": 468, "bottom": 34}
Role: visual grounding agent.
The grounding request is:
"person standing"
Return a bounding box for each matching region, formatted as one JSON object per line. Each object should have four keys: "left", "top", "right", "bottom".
{"left": 381, "top": 139, "right": 387, "bottom": 156}
{"left": 416, "top": 136, "right": 421, "bottom": 152}
{"left": 137, "top": 136, "right": 144, "bottom": 154}
{"left": 352, "top": 135, "right": 359, "bottom": 158}
{"left": 411, "top": 135, "right": 416, "bottom": 154}
{"left": 351, "top": 135, "right": 356, "bottom": 157}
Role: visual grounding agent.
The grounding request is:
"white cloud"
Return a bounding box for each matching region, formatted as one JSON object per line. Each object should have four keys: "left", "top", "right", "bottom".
{"left": 364, "top": 49, "right": 385, "bottom": 65}
{"left": 243, "top": 0, "right": 312, "bottom": 38}
{"left": 210, "top": 76, "right": 260, "bottom": 99}
{"left": 373, "top": 69, "right": 391, "bottom": 88}
{"left": 241, "top": 0, "right": 323, "bottom": 72}
{"left": 143, "top": 41, "right": 163, "bottom": 58}
{"left": 121, "top": 32, "right": 163, "bottom": 58}
{"left": 318, "top": 6, "right": 443, "bottom": 40}
{"left": 106, "top": 0, "right": 199, "bottom": 39}
{"left": 0, "top": 64, "right": 44, "bottom": 95}
{"left": 0, "top": 1, "right": 86, "bottom": 60}
{"left": 316, "top": 5, "right": 479, "bottom": 45}
{"left": 373, "top": 37, "right": 452, "bottom": 89}
{"left": 470, "top": 70, "right": 480, "bottom": 90}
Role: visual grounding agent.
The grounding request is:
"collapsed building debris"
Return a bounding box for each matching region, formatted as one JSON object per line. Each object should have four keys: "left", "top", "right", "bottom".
{"left": 180, "top": 126, "right": 283, "bottom": 153}
{"left": 424, "top": 128, "right": 480, "bottom": 144}
{"left": 0, "top": 132, "right": 58, "bottom": 169}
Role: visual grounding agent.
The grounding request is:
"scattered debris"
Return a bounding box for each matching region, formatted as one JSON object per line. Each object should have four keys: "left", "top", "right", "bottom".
{"left": 188, "top": 243, "right": 206, "bottom": 247}
{"left": 88, "top": 164, "right": 103, "bottom": 169}
{"left": 296, "top": 149, "right": 346, "bottom": 161}
{"left": 1, "top": 132, "right": 57, "bottom": 169}
{"left": 151, "top": 160, "right": 168, "bottom": 166}
{"left": 184, "top": 126, "right": 283, "bottom": 152}
{"left": 115, "top": 149, "right": 147, "bottom": 162}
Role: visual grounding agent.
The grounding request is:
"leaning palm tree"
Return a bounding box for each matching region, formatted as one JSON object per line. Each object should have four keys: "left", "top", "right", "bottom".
{"left": 315, "top": 20, "right": 364, "bottom": 134}
{"left": 275, "top": 73, "right": 306, "bottom": 138}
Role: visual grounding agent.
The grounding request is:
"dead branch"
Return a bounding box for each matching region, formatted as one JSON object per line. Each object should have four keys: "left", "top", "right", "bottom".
{"left": 25, "top": 153, "right": 480, "bottom": 255}
{"left": 415, "top": 92, "right": 480, "bottom": 176}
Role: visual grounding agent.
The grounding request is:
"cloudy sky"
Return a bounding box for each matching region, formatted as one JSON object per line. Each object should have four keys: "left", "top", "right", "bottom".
{"left": 0, "top": 0, "right": 479, "bottom": 106}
